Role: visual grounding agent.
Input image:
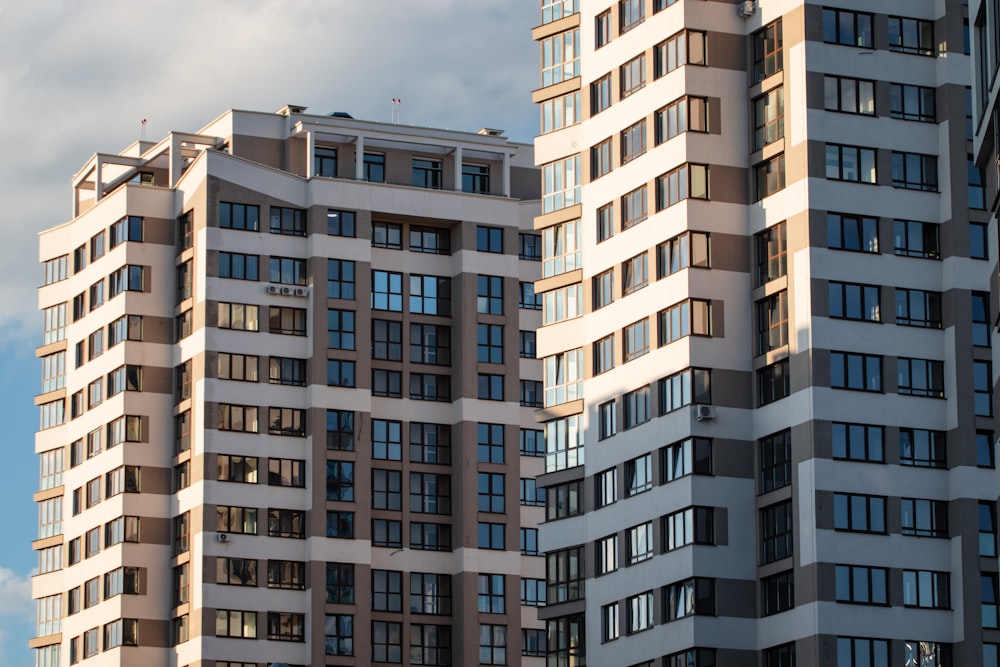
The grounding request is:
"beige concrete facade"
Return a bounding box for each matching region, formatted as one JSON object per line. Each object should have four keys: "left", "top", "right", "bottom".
{"left": 537, "top": 1, "right": 996, "bottom": 665}
{"left": 33, "top": 107, "right": 544, "bottom": 666}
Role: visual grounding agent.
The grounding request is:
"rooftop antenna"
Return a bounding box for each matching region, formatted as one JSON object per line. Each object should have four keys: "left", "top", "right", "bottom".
{"left": 140, "top": 118, "right": 147, "bottom": 142}
{"left": 391, "top": 98, "right": 401, "bottom": 124}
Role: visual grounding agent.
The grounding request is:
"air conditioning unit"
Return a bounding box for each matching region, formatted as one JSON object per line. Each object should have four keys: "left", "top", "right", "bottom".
{"left": 294, "top": 287, "right": 307, "bottom": 297}
{"left": 266, "top": 285, "right": 279, "bottom": 294}
{"left": 281, "top": 286, "right": 292, "bottom": 295}
{"left": 695, "top": 405, "right": 715, "bottom": 421}
{"left": 738, "top": 0, "right": 756, "bottom": 17}
{"left": 217, "top": 532, "right": 229, "bottom": 542}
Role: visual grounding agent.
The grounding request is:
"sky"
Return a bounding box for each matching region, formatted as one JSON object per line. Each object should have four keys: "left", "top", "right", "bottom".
{"left": 0, "top": 1, "right": 539, "bottom": 664}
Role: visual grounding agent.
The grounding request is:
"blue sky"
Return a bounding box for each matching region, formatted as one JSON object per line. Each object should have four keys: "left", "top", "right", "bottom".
{"left": 0, "top": 1, "right": 539, "bottom": 664}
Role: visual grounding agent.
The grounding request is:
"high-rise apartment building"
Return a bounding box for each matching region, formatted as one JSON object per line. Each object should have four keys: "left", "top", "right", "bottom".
{"left": 32, "top": 106, "right": 546, "bottom": 666}
{"left": 534, "top": 1, "right": 996, "bottom": 665}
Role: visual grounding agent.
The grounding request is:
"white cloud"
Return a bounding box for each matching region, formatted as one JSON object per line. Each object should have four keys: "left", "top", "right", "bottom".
{"left": 0, "top": 567, "right": 34, "bottom": 667}
{"left": 0, "top": 0, "right": 538, "bottom": 344}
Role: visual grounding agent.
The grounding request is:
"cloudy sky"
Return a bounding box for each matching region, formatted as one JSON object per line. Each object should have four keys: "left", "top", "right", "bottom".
{"left": 0, "top": 2, "right": 539, "bottom": 664}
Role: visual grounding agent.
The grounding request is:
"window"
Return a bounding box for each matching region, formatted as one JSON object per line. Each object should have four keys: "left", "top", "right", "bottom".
{"left": 218, "top": 404, "right": 258, "bottom": 433}
{"left": 476, "top": 225, "right": 503, "bottom": 253}
{"left": 218, "top": 202, "right": 260, "bottom": 231}
{"left": 828, "top": 212, "right": 878, "bottom": 252}
{"left": 219, "top": 252, "right": 259, "bottom": 280}
{"left": 897, "top": 358, "right": 944, "bottom": 398}
{"left": 762, "top": 571, "right": 794, "bottom": 616}
{"left": 890, "top": 83, "right": 935, "bottom": 121}
{"left": 326, "top": 461, "right": 354, "bottom": 501}
{"left": 176, "top": 310, "right": 192, "bottom": 340}
{"left": 327, "top": 259, "right": 356, "bottom": 300}
{"left": 892, "top": 151, "right": 937, "bottom": 191}
{"left": 410, "top": 472, "right": 451, "bottom": 515}
{"left": 830, "top": 352, "right": 881, "bottom": 392}
{"left": 108, "top": 314, "right": 142, "bottom": 347}
{"left": 521, "top": 577, "right": 545, "bottom": 608}
{"left": 656, "top": 96, "right": 708, "bottom": 144}
{"left": 476, "top": 423, "right": 505, "bottom": 464}
{"left": 972, "top": 221, "right": 989, "bottom": 259}
{"left": 214, "top": 611, "right": 260, "bottom": 641}
{"left": 982, "top": 502, "right": 998, "bottom": 556}
{"left": 891, "top": 222, "right": 939, "bottom": 262}
{"left": 42, "top": 303, "right": 66, "bottom": 345}
{"left": 756, "top": 291, "right": 788, "bottom": 354}
{"left": 372, "top": 369, "right": 402, "bottom": 398}
{"left": 900, "top": 498, "right": 948, "bottom": 537}
{"left": 547, "top": 546, "right": 584, "bottom": 603}
{"left": 622, "top": 252, "right": 648, "bottom": 296}
{"left": 541, "top": 29, "right": 580, "bottom": 88}
{"left": 520, "top": 429, "right": 544, "bottom": 457}
{"left": 478, "top": 573, "right": 506, "bottom": 613}
{"left": 108, "top": 364, "right": 141, "bottom": 395}
{"left": 837, "top": 565, "right": 888, "bottom": 605}
{"left": 411, "top": 372, "right": 450, "bottom": 401}
{"left": 900, "top": 428, "right": 946, "bottom": 467}
{"left": 590, "top": 137, "right": 612, "bottom": 180}
{"left": 479, "top": 624, "right": 507, "bottom": 665}
{"left": 591, "top": 73, "right": 612, "bottom": 116}
{"left": 979, "top": 430, "right": 996, "bottom": 468}
{"left": 520, "top": 380, "right": 542, "bottom": 407}
{"left": 269, "top": 256, "right": 306, "bottom": 286}
{"left": 518, "top": 331, "right": 537, "bottom": 360}
{"left": 619, "top": 120, "right": 647, "bottom": 165}
{"left": 89, "top": 280, "right": 106, "bottom": 310}
{"left": 663, "top": 578, "right": 715, "bottom": 620}
{"left": 656, "top": 163, "right": 709, "bottom": 210}
{"left": 43, "top": 255, "right": 68, "bottom": 285}
{"left": 327, "top": 410, "right": 354, "bottom": 451}
{"left": 315, "top": 146, "right": 338, "bottom": 177}
{"left": 974, "top": 291, "right": 992, "bottom": 347}
{"left": 109, "top": 264, "right": 145, "bottom": 296}
{"left": 595, "top": 9, "right": 611, "bottom": 47}
{"left": 410, "top": 275, "right": 451, "bottom": 316}
{"left": 593, "top": 268, "right": 614, "bottom": 310}
{"left": 372, "top": 570, "right": 403, "bottom": 612}
{"left": 664, "top": 506, "right": 715, "bottom": 551}
{"left": 626, "top": 590, "right": 654, "bottom": 634}
{"left": 264, "top": 560, "right": 306, "bottom": 592}
{"left": 823, "top": 8, "right": 873, "bottom": 47}
{"left": 833, "top": 422, "right": 884, "bottom": 462}
{"left": 761, "top": 501, "right": 793, "bottom": 563}
{"left": 893, "top": 288, "right": 942, "bottom": 329}
{"left": 407, "top": 422, "right": 449, "bottom": 465}
{"left": 520, "top": 479, "right": 545, "bottom": 508}
{"left": 654, "top": 30, "right": 706, "bottom": 78}
{"left": 478, "top": 522, "right": 505, "bottom": 550}
{"left": 324, "top": 309, "right": 356, "bottom": 351}
{"left": 623, "top": 453, "right": 653, "bottom": 496}
{"left": 971, "top": 158, "right": 986, "bottom": 209}
{"left": 752, "top": 19, "right": 783, "bottom": 82}
{"left": 477, "top": 373, "right": 503, "bottom": 401}
{"left": 462, "top": 162, "right": 490, "bottom": 194}
{"left": 217, "top": 302, "right": 259, "bottom": 331}
{"left": 326, "top": 563, "right": 354, "bottom": 603}
{"left": 600, "top": 400, "right": 616, "bottom": 440}
{"left": 755, "top": 223, "right": 786, "bottom": 286}
{"left": 986, "top": 574, "right": 1000, "bottom": 628}
{"left": 903, "top": 569, "right": 950, "bottom": 607}
{"left": 408, "top": 572, "right": 451, "bottom": 616}
{"left": 269, "top": 305, "right": 306, "bottom": 336}
{"left": 269, "top": 406, "right": 306, "bottom": 436}
{"left": 410, "top": 521, "right": 451, "bottom": 551}
{"left": 519, "top": 281, "right": 541, "bottom": 310}
{"left": 759, "top": 430, "right": 791, "bottom": 493}
{"left": 218, "top": 353, "right": 258, "bottom": 382}
{"left": 619, "top": 0, "right": 643, "bottom": 32}
{"left": 620, "top": 54, "right": 646, "bottom": 98}
{"left": 658, "top": 230, "right": 710, "bottom": 278}
{"left": 545, "top": 415, "right": 584, "bottom": 472}
{"left": 413, "top": 158, "right": 442, "bottom": 189}
{"left": 596, "top": 468, "right": 618, "bottom": 510}
{"left": 755, "top": 154, "right": 785, "bottom": 200}
{"left": 972, "top": 361, "right": 993, "bottom": 417}
{"left": 216, "top": 506, "right": 258, "bottom": 534}
{"left": 266, "top": 458, "right": 304, "bottom": 487}
{"left": 623, "top": 319, "right": 649, "bottom": 361}
{"left": 269, "top": 206, "right": 306, "bottom": 236}
{"left": 478, "top": 473, "right": 505, "bottom": 513}
{"left": 621, "top": 187, "right": 659, "bottom": 230}
{"left": 593, "top": 334, "right": 614, "bottom": 375}
{"left": 833, "top": 493, "right": 886, "bottom": 533}
{"left": 825, "top": 76, "right": 875, "bottom": 115}
{"left": 544, "top": 284, "right": 583, "bottom": 324}
{"left": 364, "top": 152, "right": 385, "bottom": 183}
{"left": 829, "top": 282, "right": 880, "bottom": 322}
{"left": 325, "top": 614, "right": 354, "bottom": 655}
{"left": 754, "top": 87, "right": 785, "bottom": 150}
{"left": 267, "top": 612, "right": 305, "bottom": 643}
{"left": 217, "top": 455, "right": 258, "bottom": 483}
{"left": 659, "top": 367, "right": 711, "bottom": 414}
{"left": 623, "top": 386, "right": 650, "bottom": 429}
{"left": 542, "top": 219, "right": 581, "bottom": 278}
{"left": 888, "top": 16, "right": 933, "bottom": 55}
{"left": 826, "top": 144, "right": 876, "bottom": 183}
{"left": 477, "top": 275, "right": 503, "bottom": 314}
{"left": 628, "top": 522, "right": 653, "bottom": 564}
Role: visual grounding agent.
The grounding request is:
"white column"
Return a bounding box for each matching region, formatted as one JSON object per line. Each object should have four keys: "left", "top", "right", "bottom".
{"left": 355, "top": 135, "right": 365, "bottom": 180}
{"left": 94, "top": 159, "right": 103, "bottom": 203}
{"left": 502, "top": 152, "right": 511, "bottom": 197}
{"left": 454, "top": 146, "right": 463, "bottom": 192}
{"left": 169, "top": 133, "right": 183, "bottom": 187}
{"left": 306, "top": 130, "right": 315, "bottom": 178}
